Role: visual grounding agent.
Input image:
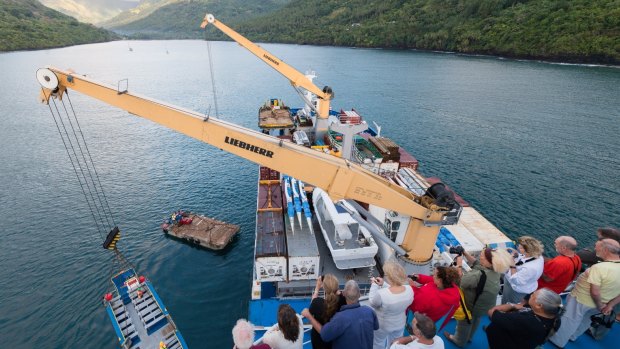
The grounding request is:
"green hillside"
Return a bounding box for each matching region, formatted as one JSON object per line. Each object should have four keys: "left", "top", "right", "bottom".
{"left": 0, "top": 0, "right": 117, "bottom": 52}
{"left": 107, "top": 0, "right": 290, "bottom": 39}
{"left": 232, "top": 0, "right": 619, "bottom": 65}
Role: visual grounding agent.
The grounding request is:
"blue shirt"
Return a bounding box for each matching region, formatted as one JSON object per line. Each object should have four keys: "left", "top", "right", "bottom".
{"left": 320, "top": 303, "right": 379, "bottom": 349}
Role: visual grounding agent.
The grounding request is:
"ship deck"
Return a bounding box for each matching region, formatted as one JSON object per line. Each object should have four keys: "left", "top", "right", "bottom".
{"left": 259, "top": 107, "right": 294, "bottom": 128}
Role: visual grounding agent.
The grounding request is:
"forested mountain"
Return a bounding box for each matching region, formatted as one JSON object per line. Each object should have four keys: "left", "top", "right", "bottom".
{"left": 39, "top": 0, "right": 140, "bottom": 24}
{"left": 105, "top": 0, "right": 291, "bottom": 39}
{"left": 0, "top": 0, "right": 118, "bottom": 51}
{"left": 234, "top": 0, "right": 618, "bottom": 64}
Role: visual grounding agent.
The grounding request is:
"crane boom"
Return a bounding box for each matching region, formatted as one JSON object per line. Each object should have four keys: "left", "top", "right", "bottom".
{"left": 37, "top": 63, "right": 447, "bottom": 262}
{"left": 200, "top": 14, "right": 332, "bottom": 119}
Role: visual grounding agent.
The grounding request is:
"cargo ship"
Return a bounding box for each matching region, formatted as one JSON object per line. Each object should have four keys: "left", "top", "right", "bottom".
{"left": 36, "top": 12, "right": 618, "bottom": 349}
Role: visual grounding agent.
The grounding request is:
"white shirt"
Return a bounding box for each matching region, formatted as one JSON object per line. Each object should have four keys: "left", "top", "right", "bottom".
{"left": 390, "top": 335, "right": 445, "bottom": 349}
{"left": 505, "top": 255, "right": 544, "bottom": 294}
{"left": 262, "top": 314, "right": 304, "bottom": 349}
{"left": 369, "top": 281, "right": 414, "bottom": 331}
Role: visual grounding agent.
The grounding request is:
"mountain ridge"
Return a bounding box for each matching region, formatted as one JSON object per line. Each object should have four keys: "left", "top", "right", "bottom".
{"left": 105, "top": 0, "right": 620, "bottom": 65}
{"left": 0, "top": 0, "right": 118, "bottom": 52}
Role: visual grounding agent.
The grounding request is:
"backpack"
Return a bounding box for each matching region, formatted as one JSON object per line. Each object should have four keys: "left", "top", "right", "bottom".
{"left": 454, "top": 270, "right": 487, "bottom": 323}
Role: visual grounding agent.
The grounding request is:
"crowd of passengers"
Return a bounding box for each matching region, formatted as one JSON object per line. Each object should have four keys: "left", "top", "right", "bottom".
{"left": 231, "top": 227, "right": 620, "bottom": 349}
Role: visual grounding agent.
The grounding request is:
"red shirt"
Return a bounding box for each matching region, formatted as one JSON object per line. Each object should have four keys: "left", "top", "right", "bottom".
{"left": 537, "top": 254, "right": 582, "bottom": 293}
{"left": 407, "top": 274, "right": 461, "bottom": 327}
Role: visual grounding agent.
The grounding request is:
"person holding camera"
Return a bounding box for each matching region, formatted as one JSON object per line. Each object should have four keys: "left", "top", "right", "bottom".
{"left": 406, "top": 266, "right": 461, "bottom": 328}
{"left": 303, "top": 280, "right": 379, "bottom": 349}
{"left": 306, "top": 274, "right": 346, "bottom": 349}
{"left": 369, "top": 261, "right": 414, "bottom": 349}
{"left": 502, "top": 236, "right": 544, "bottom": 304}
{"left": 443, "top": 247, "right": 513, "bottom": 347}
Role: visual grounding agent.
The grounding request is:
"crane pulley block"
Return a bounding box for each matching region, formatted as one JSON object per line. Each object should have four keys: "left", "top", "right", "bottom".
{"left": 103, "top": 227, "right": 121, "bottom": 250}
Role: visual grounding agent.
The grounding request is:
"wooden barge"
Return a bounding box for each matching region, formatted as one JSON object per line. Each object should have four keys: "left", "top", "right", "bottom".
{"left": 164, "top": 213, "right": 239, "bottom": 250}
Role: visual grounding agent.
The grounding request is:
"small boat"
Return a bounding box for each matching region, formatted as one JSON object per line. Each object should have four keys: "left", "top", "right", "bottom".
{"left": 312, "top": 187, "right": 378, "bottom": 269}
{"left": 103, "top": 269, "right": 188, "bottom": 349}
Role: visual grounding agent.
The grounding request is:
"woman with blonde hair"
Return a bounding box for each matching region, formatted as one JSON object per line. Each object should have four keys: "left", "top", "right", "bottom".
{"left": 369, "top": 260, "right": 414, "bottom": 349}
{"left": 443, "top": 247, "right": 514, "bottom": 347}
{"left": 502, "top": 236, "right": 545, "bottom": 304}
{"left": 307, "top": 274, "right": 345, "bottom": 349}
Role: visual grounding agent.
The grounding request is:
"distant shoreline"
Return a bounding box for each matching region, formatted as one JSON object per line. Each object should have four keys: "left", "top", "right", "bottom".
{"left": 3, "top": 38, "right": 618, "bottom": 68}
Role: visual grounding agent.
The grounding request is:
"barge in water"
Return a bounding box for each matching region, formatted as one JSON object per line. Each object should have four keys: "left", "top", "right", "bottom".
{"left": 162, "top": 211, "right": 240, "bottom": 250}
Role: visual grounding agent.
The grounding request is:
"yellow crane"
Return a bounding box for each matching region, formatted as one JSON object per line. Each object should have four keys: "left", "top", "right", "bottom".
{"left": 200, "top": 13, "right": 333, "bottom": 134}
{"left": 36, "top": 17, "right": 455, "bottom": 264}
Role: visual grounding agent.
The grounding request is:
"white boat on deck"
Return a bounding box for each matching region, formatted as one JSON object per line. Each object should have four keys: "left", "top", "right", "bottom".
{"left": 312, "top": 188, "right": 378, "bottom": 269}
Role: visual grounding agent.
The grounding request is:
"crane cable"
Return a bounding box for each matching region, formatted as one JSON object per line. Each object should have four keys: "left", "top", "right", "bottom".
{"left": 42, "top": 87, "right": 131, "bottom": 269}
{"left": 206, "top": 40, "right": 219, "bottom": 119}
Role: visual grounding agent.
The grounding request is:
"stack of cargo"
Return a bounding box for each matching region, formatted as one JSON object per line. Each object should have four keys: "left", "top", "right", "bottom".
{"left": 283, "top": 209, "right": 319, "bottom": 281}
{"left": 369, "top": 137, "right": 401, "bottom": 162}
{"left": 259, "top": 166, "right": 280, "bottom": 181}
{"left": 255, "top": 166, "right": 287, "bottom": 282}
{"left": 398, "top": 147, "right": 418, "bottom": 171}
{"left": 338, "top": 109, "right": 362, "bottom": 124}
{"left": 353, "top": 136, "right": 383, "bottom": 164}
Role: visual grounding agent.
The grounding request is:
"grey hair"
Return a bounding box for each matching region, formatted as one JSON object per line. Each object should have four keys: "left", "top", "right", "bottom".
{"left": 600, "top": 239, "right": 620, "bottom": 255}
{"left": 557, "top": 236, "right": 578, "bottom": 251}
{"left": 343, "top": 280, "right": 361, "bottom": 303}
{"left": 537, "top": 288, "right": 564, "bottom": 317}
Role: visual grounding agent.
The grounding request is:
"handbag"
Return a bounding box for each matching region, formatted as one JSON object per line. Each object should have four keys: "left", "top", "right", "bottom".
{"left": 453, "top": 287, "right": 472, "bottom": 323}
{"left": 453, "top": 270, "right": 487, "bottom": 323}
{"left": 588, "top": 311, "right": 615, "bottom": 340}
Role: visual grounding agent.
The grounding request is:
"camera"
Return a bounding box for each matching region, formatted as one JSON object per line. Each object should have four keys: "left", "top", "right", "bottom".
{"left": 449, "top": 245, "right": 465, "bottom": 256}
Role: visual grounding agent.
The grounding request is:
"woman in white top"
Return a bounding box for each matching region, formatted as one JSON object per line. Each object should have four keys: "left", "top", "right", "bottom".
{"left": 502, "top": 236, "right": 545, "bottom": 304}
{"left": 262, "top": 304, "right": 304, "bottom": 349}
{"left": 370, "top": 260, "right": 415, "bottom": 349}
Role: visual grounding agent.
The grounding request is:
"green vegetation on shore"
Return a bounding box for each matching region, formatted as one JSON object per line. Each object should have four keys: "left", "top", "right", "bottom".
{"left": 0, "top": 0, "right": 117, "bottom": 52}
{"left": 233, "top": 0, "right": 619, "bottom": 65}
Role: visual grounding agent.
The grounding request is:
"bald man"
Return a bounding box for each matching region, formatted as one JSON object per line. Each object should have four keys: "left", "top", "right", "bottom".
{"left": 538, "top": 236, "right": 581, "bottom": 294}
{"left": 549, "top": 238, "right": 620, "bottom": 347}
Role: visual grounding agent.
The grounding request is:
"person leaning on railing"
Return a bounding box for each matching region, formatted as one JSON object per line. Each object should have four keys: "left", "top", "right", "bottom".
{"left": 486, "top": 288, "right": 564, "bottom": 349}
{"left": 576, "top": 227, "right": 620, "bottom": 268}
{"left": 262, "top": 304, "right": 304, "bottom": 349}
{"left": 306, "top": 274, "right": 345, "bottom": 349}
{"left": 303, "top": 280, "right": 379, "bottom": 349}
{"left": 406, "top": 266, "right": 461, "bottom": 330}
{"left": 443, "top": 247, "right": 513, "bottom": 347}
{"left": 548, "top": 239, "right": 620, "bottom": 347}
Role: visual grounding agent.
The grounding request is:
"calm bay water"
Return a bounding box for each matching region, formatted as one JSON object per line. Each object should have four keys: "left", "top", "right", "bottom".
{"left": 0, "top": 40, "right": 618, "bottom": 348}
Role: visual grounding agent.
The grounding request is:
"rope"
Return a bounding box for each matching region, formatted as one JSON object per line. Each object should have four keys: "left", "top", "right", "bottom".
{"left": 59, "top": 94, "right": 113, "bottom": 229}
{"left": 65, "top": 92, "right": 117, "bottom": 227}
{"left": 44, "top": 88, "right": 119, "bottom": 242}
{"left": 206, "top": 40, "right": 219, "bottom": 118}
{"left": 45, "top": 88, "right": 105, "bottom": 240}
